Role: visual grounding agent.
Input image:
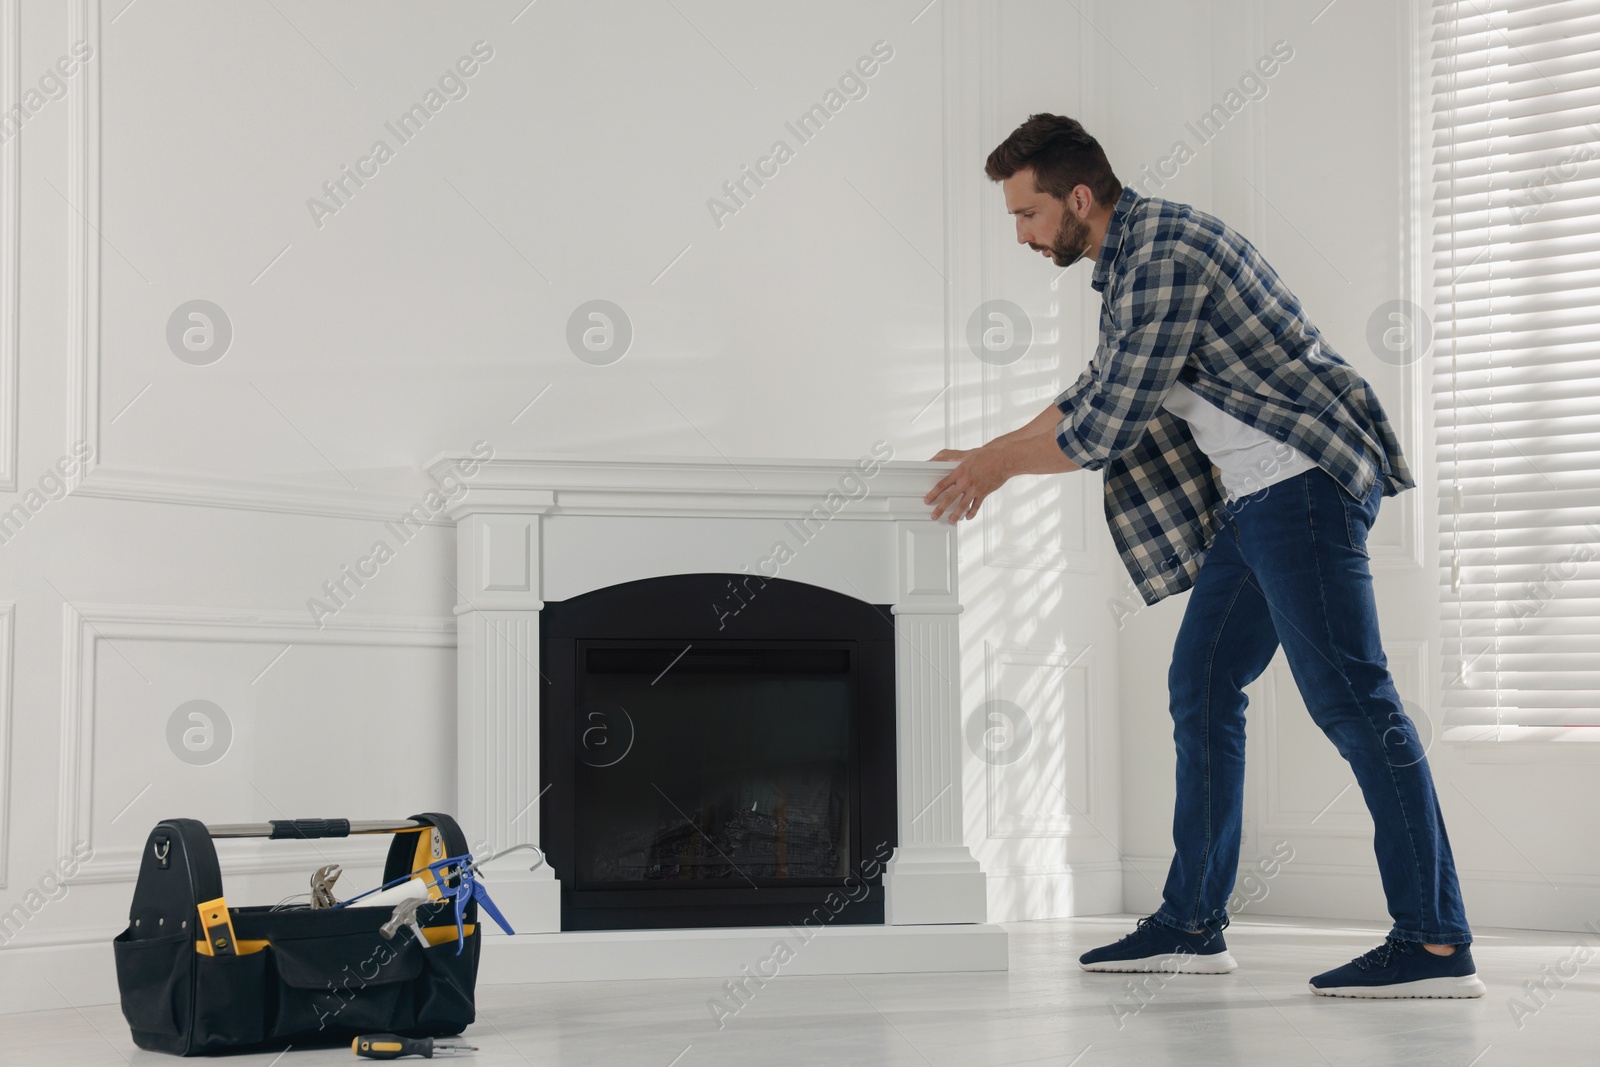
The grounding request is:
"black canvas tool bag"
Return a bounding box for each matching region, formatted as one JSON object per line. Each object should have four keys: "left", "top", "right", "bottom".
{"left": 112, "top": 812, "right": 481, "bottom": 1056}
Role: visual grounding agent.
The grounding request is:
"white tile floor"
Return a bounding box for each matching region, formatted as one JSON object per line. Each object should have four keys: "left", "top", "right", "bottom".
{"left": 10, "top": 912, "right": 1596, "bottom": 1066}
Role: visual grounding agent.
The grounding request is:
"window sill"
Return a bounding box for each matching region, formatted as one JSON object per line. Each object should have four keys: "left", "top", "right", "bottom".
{"left": 1442, "top": 726, "right": 1600, "bottom": 763}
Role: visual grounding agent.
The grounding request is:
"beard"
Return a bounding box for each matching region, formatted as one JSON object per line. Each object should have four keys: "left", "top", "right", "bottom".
{"left": 1047, "top": 209, "right": 1093, "bottom": 268}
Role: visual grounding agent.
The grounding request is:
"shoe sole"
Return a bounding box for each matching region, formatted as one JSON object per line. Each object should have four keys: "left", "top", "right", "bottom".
{"left": 1308, "top": 974, "right": 1487, "bottom": 999}
{"left": 1081, "top": 951, "right": 1238, "bottom": 974}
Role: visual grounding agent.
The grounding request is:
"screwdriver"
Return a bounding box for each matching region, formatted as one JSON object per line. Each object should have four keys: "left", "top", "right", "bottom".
{"left": 352, "top": 1034, "right": 478, "bottom": 1058}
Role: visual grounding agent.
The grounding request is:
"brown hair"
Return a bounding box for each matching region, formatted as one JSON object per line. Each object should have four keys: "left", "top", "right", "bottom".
{"left": 985, "top": 113, "right": 1122, "bottom": 208}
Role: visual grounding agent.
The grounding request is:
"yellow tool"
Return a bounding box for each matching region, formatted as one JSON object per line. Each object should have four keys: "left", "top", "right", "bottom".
{"left": 194, "top": 896, "right": 237, "bottom": 956}
{"left": 352, "top": 1033, "right": 478, "bottom": 1058}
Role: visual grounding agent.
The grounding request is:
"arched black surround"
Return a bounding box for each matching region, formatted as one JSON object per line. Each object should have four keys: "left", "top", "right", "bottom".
{"left": 540, "top": 572, "right": 898, "bottom": 931}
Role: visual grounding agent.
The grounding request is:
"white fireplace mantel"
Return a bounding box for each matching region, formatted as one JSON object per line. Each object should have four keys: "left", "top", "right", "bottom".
{"left": 424, "top": 450, "right": 1007, "bottom": 981}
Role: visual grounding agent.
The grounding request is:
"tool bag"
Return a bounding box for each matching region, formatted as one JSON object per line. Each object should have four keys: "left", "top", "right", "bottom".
{"left": 112, "top": 812, "right": 482, "bottom": 1056}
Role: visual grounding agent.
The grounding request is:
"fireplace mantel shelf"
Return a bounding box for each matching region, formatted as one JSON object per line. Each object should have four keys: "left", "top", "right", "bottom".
{"left": 428, "top": 451, "right": 1007, "bottom": 982}
{"left": 424, "top": 451, "right": 963, "bottom": 521}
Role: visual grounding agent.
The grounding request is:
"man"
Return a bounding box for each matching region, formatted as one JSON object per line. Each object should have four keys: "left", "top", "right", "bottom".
{"left": 923, "top": 113, "right": 1484, "bottom": 999}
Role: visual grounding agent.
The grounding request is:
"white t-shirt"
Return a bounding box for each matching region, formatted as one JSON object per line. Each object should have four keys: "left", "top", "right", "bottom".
{"left": 1160, "top": 380, "right": 1318, "bottom": 503}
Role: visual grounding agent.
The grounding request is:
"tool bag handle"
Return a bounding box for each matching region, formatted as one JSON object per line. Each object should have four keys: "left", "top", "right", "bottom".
{"left": 381, "top": 812, "right": 473, "bottom": 893}
{"left": 204, "top": 818, "right": 443, "bottom": 840}
{"left": 121, "top": 819, "right": 225, "bottom": 943}
{"left": 125, "top": 813, "right": 472, "bottom": 940}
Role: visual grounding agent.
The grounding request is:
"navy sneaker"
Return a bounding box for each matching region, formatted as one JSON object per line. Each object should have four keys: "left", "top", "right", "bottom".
{"left": 1079, "top": 914, "right": 1238, "bottom": 974}
{"left": 1309, "top": 937, "right": 1487, "bottom": 998}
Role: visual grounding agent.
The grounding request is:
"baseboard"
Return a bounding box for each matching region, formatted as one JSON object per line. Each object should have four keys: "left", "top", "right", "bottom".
{"left": 0, "top": 940, "right": 118, "bottom": 1016}
{"left": 985, "top": 859, "right": 1124, "bottom": 923}
{"left": 1122, "top": 854, "right": 1600, "bottom": 935}
{"left": 0, "top": 923, "right": 1012, "bottom": 1017}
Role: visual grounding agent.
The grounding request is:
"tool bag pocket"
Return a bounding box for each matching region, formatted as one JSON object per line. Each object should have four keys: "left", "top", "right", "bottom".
{"left": 111, "top": 929, "right": 193, "bottom": 1051}
{"left": 266, "top": 929, "right": 426, "bottom": 1041}
{"left": 413, "top": 921, "right": 480, "bottom": 1033}
{"left": 112, "top": 812, "right": 481, "bottom": 1056}
{"left": 190, "top": 947, "right": 269, "bottom": 1050}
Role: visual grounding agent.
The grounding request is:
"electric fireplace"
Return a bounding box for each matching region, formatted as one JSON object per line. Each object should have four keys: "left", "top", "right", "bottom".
{"left": 540, "top": 573, "right": 897, "bottom": 930}
{"left": 427, "top": 451, "right": 1001, "bottom": 983}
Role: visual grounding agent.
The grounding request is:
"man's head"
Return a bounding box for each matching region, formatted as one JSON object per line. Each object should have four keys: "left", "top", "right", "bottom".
{"left": 986, "top": 113, "right": 1122, "bottom": 269}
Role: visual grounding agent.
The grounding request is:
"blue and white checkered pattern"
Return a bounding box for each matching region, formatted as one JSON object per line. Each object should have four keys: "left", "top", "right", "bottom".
{"left": 1055, "top": 185, "right": 1415, "bottom": 606}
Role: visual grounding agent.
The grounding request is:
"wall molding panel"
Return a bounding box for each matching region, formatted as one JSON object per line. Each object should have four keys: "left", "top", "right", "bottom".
{"left": 982, "top": 641, "right": 1098, "bottom": 841}
{"left": 1387, "top": 0, "right": 1430, "bottom": 575}
{"left": 1257, "top": 639, "right": 1429, "bottom": 841}
{"left": 61, "top": 0, "right": 449, "bottom": 523}
{"left": 0, "top": 0, "right": 18, "bottom": 493}
{"left": 944, "top": 0, "right": 1099, "bottom": 576}
{"left": 64, "top": 0, "right": 98, "bottom": 494}
{"left": 58, "top": 603, "right": 455, "bottom": 885}
{"left": 0, "top": 602, "right": 13, "bottom": 890}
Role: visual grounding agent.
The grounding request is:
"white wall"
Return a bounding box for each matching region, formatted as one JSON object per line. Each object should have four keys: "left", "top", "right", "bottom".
{"left": 0, "top": 0, "right": 1131, "bottom": 1012}
{"left": 943, "top": 0, "right": 1141, "bottom": 925}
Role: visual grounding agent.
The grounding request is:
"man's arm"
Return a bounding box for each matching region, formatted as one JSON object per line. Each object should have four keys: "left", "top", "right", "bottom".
{"left": 1053, "top": 253, "right": 1211, "bottom": 470}
{"left": 981, "top": 402, "right": 1084, "bottom": 474}
{"left": 923, "top": 402, "right": 1081, "bottom": 522}
{"left": 992, "top": 402, "right": 1066, "bottom": 448}
{"left": 928, "top": 396, "right": 1062, "bottom": 460}
{"left": 994, "top": 428, "right": 1082, "bottom": 475}
{"left": 926, "top": 252, "right": 1210, "bottom": 522}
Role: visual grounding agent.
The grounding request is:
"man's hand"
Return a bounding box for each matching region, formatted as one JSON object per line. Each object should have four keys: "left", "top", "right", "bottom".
{"left": 924, "top": 443, "right": 1012, "bottom": 524}
{"left": 922, "top": 403, "right": 1083, "bottom": 524}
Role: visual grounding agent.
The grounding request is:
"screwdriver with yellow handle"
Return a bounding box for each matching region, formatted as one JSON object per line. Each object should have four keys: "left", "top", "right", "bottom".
{"left": 352, "top": 1034, "right": 478, "bottom": 1058}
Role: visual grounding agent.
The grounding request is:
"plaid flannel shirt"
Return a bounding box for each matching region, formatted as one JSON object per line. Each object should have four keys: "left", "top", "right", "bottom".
{"left": 1055, "top": 185, "right": 1416, "bottom": 607}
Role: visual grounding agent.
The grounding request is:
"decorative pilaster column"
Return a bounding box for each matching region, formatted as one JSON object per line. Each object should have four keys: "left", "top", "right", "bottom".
{"left": 449, "top": 508, "right": 562, "bottom": 934}
{"left": 882, "top": 521, "right": 987, "bottom": 924}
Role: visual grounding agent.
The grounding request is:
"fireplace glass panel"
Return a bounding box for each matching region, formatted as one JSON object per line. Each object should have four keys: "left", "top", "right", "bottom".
{"left": 574, "top": 643, "right": 853, "bottom": 887}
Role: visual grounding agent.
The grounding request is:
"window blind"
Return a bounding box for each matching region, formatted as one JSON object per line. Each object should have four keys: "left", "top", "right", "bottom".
{"left": 1428, "top": 0, "right": 1600, "bottom": 734}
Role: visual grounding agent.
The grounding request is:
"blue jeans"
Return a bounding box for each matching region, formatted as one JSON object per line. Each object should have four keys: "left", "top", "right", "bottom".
{"left": 1151, "top": 465, "right": 1472, "bottom": 946}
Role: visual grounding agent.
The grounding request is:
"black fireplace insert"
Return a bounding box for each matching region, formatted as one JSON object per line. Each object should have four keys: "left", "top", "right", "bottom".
{"left": 540, "top": 572, "right": 897, "bottom": 931}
